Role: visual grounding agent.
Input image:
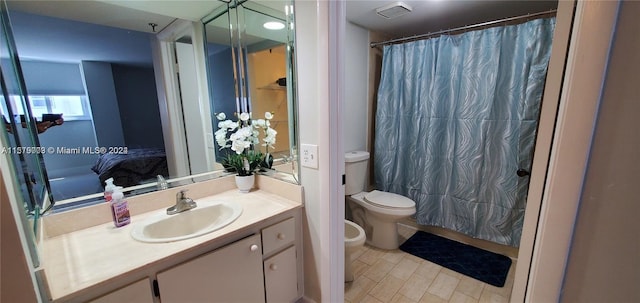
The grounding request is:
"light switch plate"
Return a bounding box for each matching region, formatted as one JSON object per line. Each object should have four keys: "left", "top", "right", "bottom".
{"left": 301, "top": 144, "right": 318, "bottom": 169}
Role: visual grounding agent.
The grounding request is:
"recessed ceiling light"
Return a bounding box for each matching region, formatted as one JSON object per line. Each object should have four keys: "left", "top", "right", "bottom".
{"left": 376, "top": 1, "right": 413, "bottom": 19}
{"left": 263, "top": 21, "right": 285, "bottom": 30}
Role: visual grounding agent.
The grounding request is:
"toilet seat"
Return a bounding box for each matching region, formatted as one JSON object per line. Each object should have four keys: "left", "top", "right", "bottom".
{"left": 364, "top": 190, "right": 415, "bottom": 209}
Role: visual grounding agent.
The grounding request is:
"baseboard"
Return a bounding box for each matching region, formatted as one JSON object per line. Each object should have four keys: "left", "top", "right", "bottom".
{"left": 398, "top": 218, "right": 519, "bottom": 259}
{"left": 297, "top": 295, "right": 317, "bottom": 303}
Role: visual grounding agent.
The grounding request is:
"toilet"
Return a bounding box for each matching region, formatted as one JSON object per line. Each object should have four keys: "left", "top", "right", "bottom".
{"left": 344, "top": 219, "right": 365, "bottom": 282}
{"left": 345, "top": 151, "right": 416, "bottom": 250}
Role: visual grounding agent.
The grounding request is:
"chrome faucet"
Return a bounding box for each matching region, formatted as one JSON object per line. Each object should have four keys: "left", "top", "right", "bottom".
{"left": 166, "top": 190, "right": 197, "bottom": 215}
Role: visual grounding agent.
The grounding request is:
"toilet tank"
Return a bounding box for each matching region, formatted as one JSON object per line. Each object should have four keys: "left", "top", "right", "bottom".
{"left": 345, "top": 151, "right": 370, "bottom": 195}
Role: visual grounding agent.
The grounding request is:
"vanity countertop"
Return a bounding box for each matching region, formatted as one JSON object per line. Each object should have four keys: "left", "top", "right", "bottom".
{"left": 39, "top": 189, "right": 302, "bottom": 302}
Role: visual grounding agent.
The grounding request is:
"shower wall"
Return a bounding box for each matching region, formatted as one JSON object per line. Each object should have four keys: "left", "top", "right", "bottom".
{"left": 344, "top": 22, "right": 391, "bottom": 189}
{"left": 343, "top": 21, "right": 369, "bottom": 154}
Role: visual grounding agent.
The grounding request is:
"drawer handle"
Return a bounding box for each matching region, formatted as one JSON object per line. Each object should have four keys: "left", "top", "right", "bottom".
{"left": 277, "top": 233, "right": 286, "bottom": 240}
{"left": 250, "top": 244, "right": 259, "bottom": 252}
{"left": 270, "top": 264, "right": 278, "bottom": 271}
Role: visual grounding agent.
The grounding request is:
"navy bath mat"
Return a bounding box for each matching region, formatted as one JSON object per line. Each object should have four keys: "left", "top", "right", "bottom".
{"left": 399, "top": 231, "right": 512, "bottom": 287}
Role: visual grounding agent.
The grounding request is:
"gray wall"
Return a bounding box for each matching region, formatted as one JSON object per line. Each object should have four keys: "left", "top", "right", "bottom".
{"left": 8, "top": 10, "right": 154, "bottom": 66}
{"left": 15, "top": 60, "right": 163, "bottom": 177}
{"left": 208, "top": 47, "right": 237, "bottom": 116}
{"left": 38, "top": 120, "right": 99, "bottom": 178}
{"left": 82, "top": 61, "right": 125, "bottom": 149}
{"left": 19, "top": 61, "right": 99, "bottom": 177}
{"left": 111, "top": 64, "right": 164, "bottom": 149}
{"left": 561, "top": 2, "right": 640, "bottom": 302}
{"left": 20, "top": 61, "right": 85, "bottom": 95}
{"left": 9, "top": 10, "right": 158, "bottom": 177}
{"left": 208, "top": 46, "right": 237, "bottom": 162}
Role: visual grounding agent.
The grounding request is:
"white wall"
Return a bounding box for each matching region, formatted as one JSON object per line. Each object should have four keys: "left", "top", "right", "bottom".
{"left": 343, "top": 22, "right": 369, "bottom": 153}
{"left": 295, "top": 1, "right": 335, "bottom": 301}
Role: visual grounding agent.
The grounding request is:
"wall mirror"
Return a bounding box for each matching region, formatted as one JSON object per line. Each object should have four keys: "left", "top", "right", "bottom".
{"left": 203, "top": 0, "right": 299, "bottom": 182}
{"left": 1, "top": 2, "right": 52, "bottom": 218}
{"left": 1, "top": 0, "right": 49, "bottom": 267}
{"left": 1, "top": 0, "right": 299, "bottom": 216}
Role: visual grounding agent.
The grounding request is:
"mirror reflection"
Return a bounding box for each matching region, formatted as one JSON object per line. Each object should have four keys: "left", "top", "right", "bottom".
{"left": 204, "top": 0, "right": 297, "bottom": 179}
{"left": 0, "top": 3, "right": 52, "bottom": 218}
{"left": 4, "top": 4, "right": 177, "bottom": 210}
{"left": 2, "top": 0, "right": 299, "bottom": 213}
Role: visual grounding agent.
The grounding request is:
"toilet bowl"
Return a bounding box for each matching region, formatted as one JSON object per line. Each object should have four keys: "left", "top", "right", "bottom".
{"left": 344, "top": 219, "right": 365, "bottom": 282}
{"left": 345, "top": 151, "right": 416, "bottom": 250}
{"left": 347, "top": 191, "right": 415, "bottom": 249}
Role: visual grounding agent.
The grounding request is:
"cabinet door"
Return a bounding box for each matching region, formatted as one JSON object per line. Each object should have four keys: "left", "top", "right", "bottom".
{"left": 264, "top": 246, "right": 298, "bottom": 302}
{"left": 89, "top": 279, "right": 154, "bottom": 303}
{"left": 157, "top": 234, "right": 265, "bottom": 303}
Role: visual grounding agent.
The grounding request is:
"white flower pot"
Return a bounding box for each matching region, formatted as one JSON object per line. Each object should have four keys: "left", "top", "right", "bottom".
{"left": 234, "top": 175, "right": 255, "bottom": 193}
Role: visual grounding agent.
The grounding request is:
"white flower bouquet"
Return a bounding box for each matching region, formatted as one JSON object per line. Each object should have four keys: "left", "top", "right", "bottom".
{"left": 215, "top": 111, "right": 277, "bottom": 176}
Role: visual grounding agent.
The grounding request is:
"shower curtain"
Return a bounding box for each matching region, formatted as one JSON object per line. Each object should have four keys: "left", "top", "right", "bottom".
{"left": 374, "top": 18, "right": 556, "bottom": 247}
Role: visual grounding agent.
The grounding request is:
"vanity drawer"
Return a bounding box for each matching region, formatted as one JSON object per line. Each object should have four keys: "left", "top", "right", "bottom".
{"left": 262, "top": 217, "right": 295, "bottom": 255}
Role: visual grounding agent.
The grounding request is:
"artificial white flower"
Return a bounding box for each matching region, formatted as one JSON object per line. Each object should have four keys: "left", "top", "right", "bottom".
{"left": 214, "top": 109, "right": 277, "bottom": 175}
{"left": 263, "top": 128, "right": 277, "bottom": 148}
{"left": 266, "top": 128, "right": 277, "bottom": 137}
{"left": 218, "top": 120, "right": 237, "bottom": 130}
{"left": 253, "top": 119, "right": 266, "bottom": 128}
{"left": 238, "top": 126, "right": 253, "bottom": 137}
{"left": 231, "top": 139, "right": 251, "bottom": 154}
{"left": 215, "top": 129, "right": 229, "bottom": 147}
{"left": 251, "top": 130, "right": 260, "bottom": 144}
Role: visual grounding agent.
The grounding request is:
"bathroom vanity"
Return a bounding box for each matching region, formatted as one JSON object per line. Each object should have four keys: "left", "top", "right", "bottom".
{"left": 36, "top": 176, "right": 303, "bottom": 303}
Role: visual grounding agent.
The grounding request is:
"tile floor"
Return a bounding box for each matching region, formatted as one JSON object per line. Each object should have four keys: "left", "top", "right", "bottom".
{"left": 345, "top": 227, "right": 516, "bottom": 303}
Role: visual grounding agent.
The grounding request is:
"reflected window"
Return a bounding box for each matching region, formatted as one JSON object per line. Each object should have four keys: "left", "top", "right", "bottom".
{"left": 1, "top": 94, "right": 92, "bottom": 121}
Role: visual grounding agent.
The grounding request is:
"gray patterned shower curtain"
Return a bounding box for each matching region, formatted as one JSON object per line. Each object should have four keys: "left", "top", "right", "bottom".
{"left": 374, "top": 18, "right": 556, "bottom": 247}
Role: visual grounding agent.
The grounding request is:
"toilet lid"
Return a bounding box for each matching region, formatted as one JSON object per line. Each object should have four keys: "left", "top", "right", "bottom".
{"left": 364, "top": 190, "right": 415, "bottom": 208}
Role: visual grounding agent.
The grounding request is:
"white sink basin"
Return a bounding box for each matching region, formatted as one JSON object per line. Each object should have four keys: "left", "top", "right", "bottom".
{"left": 131, "top": 200, "right": 242, "bottom": 243}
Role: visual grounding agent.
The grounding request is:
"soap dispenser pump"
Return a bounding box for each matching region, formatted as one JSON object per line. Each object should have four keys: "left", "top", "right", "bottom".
{"left": 104, "top": 178, "right": 116, "bottom": 202}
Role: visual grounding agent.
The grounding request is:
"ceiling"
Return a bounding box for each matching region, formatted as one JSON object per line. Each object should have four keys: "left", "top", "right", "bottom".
{"left": 6, "top": 0, "right": 559, "bottom": 38}
{"left": 346, "top": 0, "right": 558, "bottom": 39}
{"left": 4, "top": 0, "right": 288, "bottom": 65}
{"left": 5, "top": 0, "right": 288, "bottom": 34}
{"left": 5, "top": 0, "right": 559, "bottom": 64}
{"left": 6, "top": 0, "right": 560, "bottom": 34}
{"left": 5, "top": 0, "right": 185, "bottom": 34}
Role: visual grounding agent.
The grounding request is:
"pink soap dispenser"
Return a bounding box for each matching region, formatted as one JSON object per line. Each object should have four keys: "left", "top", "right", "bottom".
{"left": 110, "top": 186, "right": 131, "bottom": 227}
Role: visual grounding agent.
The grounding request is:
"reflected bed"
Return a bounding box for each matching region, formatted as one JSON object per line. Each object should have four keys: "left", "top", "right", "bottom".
{"left": 91, "top": 148, "right": 169, "bottom": 188}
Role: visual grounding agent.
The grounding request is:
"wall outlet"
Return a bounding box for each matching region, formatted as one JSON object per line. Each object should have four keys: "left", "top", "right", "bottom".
{"left": 301, "top": 144, "right": 318, "bottom": 169}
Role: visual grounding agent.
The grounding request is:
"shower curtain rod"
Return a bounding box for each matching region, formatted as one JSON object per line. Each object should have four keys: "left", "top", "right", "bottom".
{"left": 370, "top": 9, "right": 557, "bottom": 48}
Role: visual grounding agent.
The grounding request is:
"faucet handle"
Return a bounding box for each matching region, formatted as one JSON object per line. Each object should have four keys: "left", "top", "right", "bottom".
{"left": 177, "top": 189, "right": 189, "bottom": 200}
{"left": 157, "top": 175, "right": 168, "bottom": 190}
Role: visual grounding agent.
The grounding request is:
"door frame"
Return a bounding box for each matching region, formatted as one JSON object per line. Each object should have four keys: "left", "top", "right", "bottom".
{"left": 516, "top": 1, "right": 620, "bottom": 301}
